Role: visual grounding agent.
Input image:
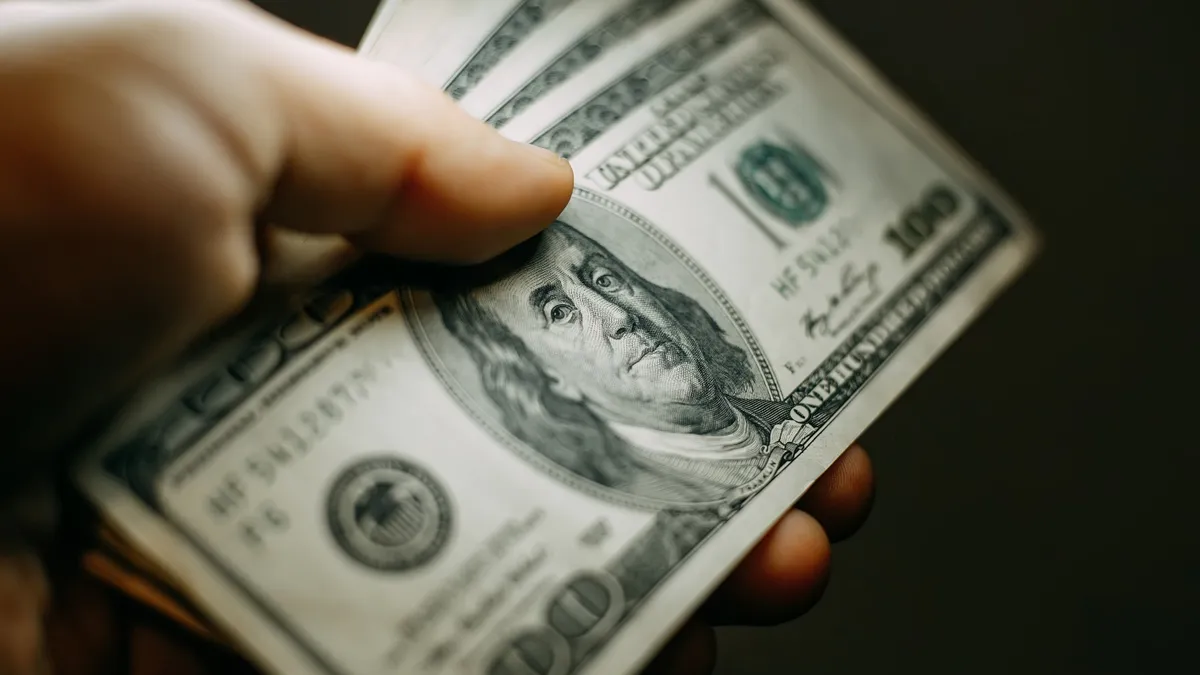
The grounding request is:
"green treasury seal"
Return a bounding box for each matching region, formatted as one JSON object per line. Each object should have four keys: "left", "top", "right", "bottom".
{"left": 736, "top": 141, "right": 829, "bottom": 226}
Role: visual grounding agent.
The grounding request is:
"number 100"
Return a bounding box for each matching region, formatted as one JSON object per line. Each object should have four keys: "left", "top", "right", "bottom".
{"left": 883, "top": 184, "right": 961, "bottom": 258}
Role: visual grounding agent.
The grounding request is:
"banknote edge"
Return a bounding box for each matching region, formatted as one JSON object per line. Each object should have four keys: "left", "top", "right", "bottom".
{"left": 357, "top": 0, "right": 401, "bottom": 53}
{"left": 478, "top": 0, "right": 693, "bottom": 126}
{"left": 441, "top": 0, "right": 576, "bottom": 98}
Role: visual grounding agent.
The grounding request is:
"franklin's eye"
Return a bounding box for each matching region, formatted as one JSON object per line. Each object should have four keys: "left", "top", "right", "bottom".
{"left": 592, "top": 267, "right": 624, "bottom": 291}
{"left": 545, "top": 301, "right": 575, "bottom": 325}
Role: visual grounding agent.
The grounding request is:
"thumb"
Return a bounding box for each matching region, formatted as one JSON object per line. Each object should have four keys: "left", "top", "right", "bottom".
{"left": 229, "top": 0, "right": 575, "bottom": 264}
{"left": 0, "top": 0, "right": 571, "bottom": 477}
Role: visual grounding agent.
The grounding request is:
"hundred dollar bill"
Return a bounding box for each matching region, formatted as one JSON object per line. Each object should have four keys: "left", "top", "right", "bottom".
{"left": 75, "top": 1, "right": 1039, "bottom": 675}
{"left": 361, "top": 0, "right": 581, "bottom": 97}
{"left": 456, "top": 0, "right": 694, "bottom": 127}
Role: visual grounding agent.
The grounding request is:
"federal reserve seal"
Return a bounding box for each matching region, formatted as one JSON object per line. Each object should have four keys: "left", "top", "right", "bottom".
{"left": 326, "top": 456, "right": 452, "bottom": 572}
{"left": 736, "top": 140, "right": 831, "bottom": 226}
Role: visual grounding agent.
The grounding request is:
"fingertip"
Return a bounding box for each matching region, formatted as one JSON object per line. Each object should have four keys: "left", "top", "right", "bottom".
{"left": 254, "top": 21, "right": 574, "bottom": 265}
{"left": 353, "top": 127, "right": 574, "bottom": 265}
{"left": 798, "top": 443, "right": 875, "bottom": 542}
{"left": 704, "top": 510, "right": 831, "bottom": 627}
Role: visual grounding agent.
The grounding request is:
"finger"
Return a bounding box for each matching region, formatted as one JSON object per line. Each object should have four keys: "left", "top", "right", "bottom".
{"left": 701, "top": 510, "right": 831, "bottom": 627}
{"left": 0, "top": 549, "right": 49, "bottom": 675}
{"left": 797, "top": 443, "right": 875, "bottom": 542}
{"left": 640, "top": 617, "right": 717, "bottom": 675}
{"left": 223, "top": 2, "right": 574, "bottom": 264}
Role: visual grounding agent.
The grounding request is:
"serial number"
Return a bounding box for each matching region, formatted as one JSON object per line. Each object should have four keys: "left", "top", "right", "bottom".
{"left": 244, "top": 358, "right": 390, "bottom": 486}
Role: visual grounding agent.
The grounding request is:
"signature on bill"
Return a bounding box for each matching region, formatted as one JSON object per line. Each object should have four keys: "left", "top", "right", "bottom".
{"left": 801, "top": 262, "right": 882, "bottom": 339}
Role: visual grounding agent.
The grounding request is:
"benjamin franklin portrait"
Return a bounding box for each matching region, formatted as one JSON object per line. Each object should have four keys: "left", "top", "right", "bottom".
{"left": 416, "top": 196, "right": 796, "bottom": 505}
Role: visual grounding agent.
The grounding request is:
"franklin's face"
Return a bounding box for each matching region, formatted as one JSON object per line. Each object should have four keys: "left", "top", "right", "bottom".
{"left": 472, "top": 226, "right": 716, "bottom": 421}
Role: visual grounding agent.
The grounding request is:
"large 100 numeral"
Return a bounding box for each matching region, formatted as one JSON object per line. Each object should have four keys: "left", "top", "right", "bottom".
{"left": 882, "top": 184, "right": 961, "bottom": 258}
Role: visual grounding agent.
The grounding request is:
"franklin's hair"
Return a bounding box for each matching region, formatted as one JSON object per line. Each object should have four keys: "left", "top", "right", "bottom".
{"left": 432, "top": 223, "right": 756, "bottom": 500}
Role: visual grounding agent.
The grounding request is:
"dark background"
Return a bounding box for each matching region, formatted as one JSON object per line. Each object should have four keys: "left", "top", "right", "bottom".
{"left": 253, "top": 1, "right": 1197, "bottom": 672}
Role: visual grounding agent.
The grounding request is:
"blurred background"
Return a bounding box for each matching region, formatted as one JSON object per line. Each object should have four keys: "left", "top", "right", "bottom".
{"left": 253, "top": 1, "right": 1197, "bottom": 672}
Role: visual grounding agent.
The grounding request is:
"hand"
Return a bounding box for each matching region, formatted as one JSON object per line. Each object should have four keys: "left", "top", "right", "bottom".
{"left": 643, "top": 444, "right": 874, "bottom": 674}
{"left": 0, "top": 2, "right": 873, "bottom": 674}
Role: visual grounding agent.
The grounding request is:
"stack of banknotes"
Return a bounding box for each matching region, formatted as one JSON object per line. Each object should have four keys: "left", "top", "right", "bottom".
{"left": 74, "top": 1, "right": 1040, "bottom": 674}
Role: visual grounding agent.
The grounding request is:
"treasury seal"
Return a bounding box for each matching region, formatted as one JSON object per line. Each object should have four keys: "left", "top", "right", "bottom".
{"left": 736, "top": 140, "right": 830, "bottom": 226}
{"left": 326, "top": 455, "right": 452, "bottom": 572}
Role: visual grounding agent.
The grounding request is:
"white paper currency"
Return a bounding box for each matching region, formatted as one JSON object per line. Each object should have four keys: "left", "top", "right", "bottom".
{"left": 362, "top": 0, "right": 580, "bottom": 97}
{"left": 457, "top": 0, "right": 695, "bottom": 127}
{"left": 76, "top": 1, "right": 1039, "bottom": 675}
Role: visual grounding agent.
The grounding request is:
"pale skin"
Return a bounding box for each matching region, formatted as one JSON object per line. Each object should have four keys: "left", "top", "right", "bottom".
{"left": 0, "top": 2, "right": 874, "bottom": 674}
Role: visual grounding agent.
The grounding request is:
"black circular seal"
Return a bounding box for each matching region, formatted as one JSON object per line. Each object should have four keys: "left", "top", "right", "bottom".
{"left": 326, "top": 455, "right": 452, "bottom": 572}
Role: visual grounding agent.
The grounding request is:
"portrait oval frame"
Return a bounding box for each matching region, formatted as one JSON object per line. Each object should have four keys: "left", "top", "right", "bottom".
{"left": 400, "top": 187, "right": 780, "bottom": 512}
